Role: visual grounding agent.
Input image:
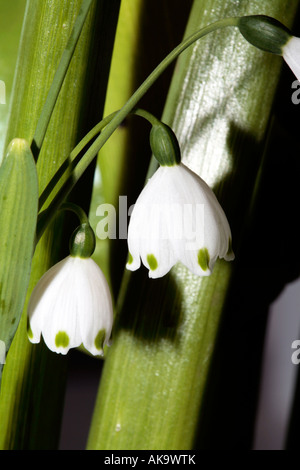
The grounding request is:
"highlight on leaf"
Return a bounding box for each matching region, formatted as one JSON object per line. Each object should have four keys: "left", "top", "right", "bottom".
{"left": 0, "top": 0, "right": 297, "bottom": 452}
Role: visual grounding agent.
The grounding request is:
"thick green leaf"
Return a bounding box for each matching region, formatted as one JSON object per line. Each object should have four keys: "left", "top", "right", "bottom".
{"left": 0, "top": 139, "right": 38, "bottom": 372}
{"left": 0, "top": 0, "right": 26, "bottom": 157}
{"left": 89, "top": 0, "right": 193, "bottom": 292}
{"left": 87, "top": 0, "right": 299, "bottom": 450}
{"left": 0, "top": 0, "right": 120, "bottom": 449}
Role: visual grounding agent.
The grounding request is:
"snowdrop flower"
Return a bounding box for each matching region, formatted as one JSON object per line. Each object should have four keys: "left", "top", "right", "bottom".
{"left": 28, "top": 222, "right": 113, "bottom": 356}
{"left": 126, "top": 122, "right": 234, "bottom": 278}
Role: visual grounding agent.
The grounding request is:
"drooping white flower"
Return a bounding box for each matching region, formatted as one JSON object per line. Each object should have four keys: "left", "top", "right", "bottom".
{"left": 28, "top": 255, "right": 113, "bottom": 356}
{"left": 282, "top": 36, "right": 300, "bottom": 82}
{"left": 126, "top": 162, "right": 234, "bottom": 279}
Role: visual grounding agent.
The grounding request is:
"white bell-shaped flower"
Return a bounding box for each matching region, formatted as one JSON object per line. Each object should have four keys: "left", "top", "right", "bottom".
{"left": 282, "top": 36, "right": 300, "bottom": 82}
{"left": 126, "top": 162, "right": 234, "bottom": 279}
{"left": 28, "top": 221, "right": 113, "bottom": 356}
{"left": 28, "top": 256, "right": 113, "bottom": 356}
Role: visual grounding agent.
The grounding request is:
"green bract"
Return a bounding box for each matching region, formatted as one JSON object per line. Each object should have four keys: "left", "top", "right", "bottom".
{"left": 150, "top": 123, "right": 181, "bottom": 167}
{"left": 69, "top": 223, "right": 96, "bottom": 259}
{"left": 238, "top": 15, "right": 291, "bottom": 55}
{"left": 0, "top": 139, "right": 38, "bottom": 372}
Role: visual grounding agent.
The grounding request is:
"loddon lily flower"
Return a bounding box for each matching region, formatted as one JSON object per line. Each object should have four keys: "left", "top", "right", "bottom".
{"left": 126, "top": 161, "right": 234, "bottom": 279}
{"left": 28, "top": 223, "right": 113, "bottom": 356}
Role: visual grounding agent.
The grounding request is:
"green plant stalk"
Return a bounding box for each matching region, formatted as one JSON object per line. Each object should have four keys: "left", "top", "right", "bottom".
{"left": 88, "top": 0, "right": 146, "bottom": 280}
{"left": 88, "top": 0, "right": 191, "bottom": 286}
{"left": 0, "top": 0, "right": 26, "bottom": 158}
{"left": 0, "top": 0, "right": 92, "bottom": 379}
{"left": 0, "top": 140, "right": 38, "bottom": 382}
{"left": 0, "top": 0, "right": 120, "bottom": 449}
{"left": 31, "top": 0, "right": 93, "bottom": 158}
{"left": 38, "top": 110, "right": 118, "bottom": 210}
{"left": 36, "top": 16, "right": 240, "bottom": 241}
{"left": 87, "top": 0, "right": 299, "bottom": 450}
{"left": 38, "top": 107, "right": 160, "bottom": 219}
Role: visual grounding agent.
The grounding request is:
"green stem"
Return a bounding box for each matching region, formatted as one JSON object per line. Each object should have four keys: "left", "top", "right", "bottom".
{"left": 59, "top": 202, "right": 89, "bottom": 225}
{"left": 38, "top": 108, "right": 157, "bottom": 210}
{"left": 87, "top": 0, "right": 299, "bottom": 450}
{"left": 38, "top": 110, "right": 118, "bottom": 210}
{"left": 39, "top": 107, "right": 162, "bottom": 211}
{"left": 132, "top": 108, "right": 161, "bottom": 126}
{"left": 36, "top": 16, "right": 240, "bottom": 240}
{"left": 31, "top": 0, "right": 93, "bottom": 159}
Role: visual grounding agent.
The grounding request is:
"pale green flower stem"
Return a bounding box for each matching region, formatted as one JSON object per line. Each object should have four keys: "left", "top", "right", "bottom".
{"left": 59, "top": 202, "right": 89, "bottom": 225}
{"left": 38, "top": 107, "right": 159, "bottom": 214}
{"left": 37, "top": 17, "right": 240, "bottom": 240}
{"left": 87, "top": 0, "right": 299, "bottom": 450}
{"left": 0, "top": 0, "right": 120, "bottom": 449}
{"left": 31, "top": 0, "right": 94, "bottom": 158}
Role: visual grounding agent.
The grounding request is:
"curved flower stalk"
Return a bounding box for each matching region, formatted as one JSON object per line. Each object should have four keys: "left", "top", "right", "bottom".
{"left": 28, "top": 221, "right": 113, "bottom": 356}
{"left": 126, "top": 161, "right": 234, "bottom": 279}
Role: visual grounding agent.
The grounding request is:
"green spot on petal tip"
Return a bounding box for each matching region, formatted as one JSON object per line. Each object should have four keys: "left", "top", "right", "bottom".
{"left": 127, "top": 253, "right": 133, "bottom": 265}
{"left": 27, "top": 326, "right": 33, "bottom": 340}
{"left": 95, "top": 329, "right": 106, "bottom": 351}
{"left": 198, "top": 248, "right": 210, "bottom": 271}
{"left": 147, "top": 254, "right": 158, "bottom": 271}
{"left": 55, "top": 331, "right": 70, "bottom": 348}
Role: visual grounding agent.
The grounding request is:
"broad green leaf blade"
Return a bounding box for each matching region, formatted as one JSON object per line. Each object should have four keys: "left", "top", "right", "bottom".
{"left": 0, "top": 139, "right": 38, "bottom": 372}
{"left": 87, "top": 0, "right": 299, "bottom": 450}
{"left": 90, "top": 0, "right": 193, "bottom": 291}
{"left": 32, "top": 0, "right": 93, "bottom": 156}
{"left": 0, "top": 0, "right": 26, "bottom": 158}
{"left": 0, "top": 0, "right": 120, "bottom": 450}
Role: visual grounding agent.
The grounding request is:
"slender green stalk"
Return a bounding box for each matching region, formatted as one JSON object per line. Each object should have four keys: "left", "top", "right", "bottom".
{"left": 36, "top": 17, "right": 239, "bottom": 239}
{"left": 132, "top": 108, "right": 161, "bottom": 126}
{"left": 87, "top": 0, "right": 299, "bottom": 450}
{"left": 0, "top": 0, "right": 120, "bottom": 449}
{"left": 38, "top": 111, "right": 118, "bottom": 210}
{"left": 31, "top": 0, "right": 93, "bottom": 158}
{"left": 38, "top": 107, "right": 159, "bottom": 213}
{"left": 59, "top": 202, "right": 89, "bottom": 225}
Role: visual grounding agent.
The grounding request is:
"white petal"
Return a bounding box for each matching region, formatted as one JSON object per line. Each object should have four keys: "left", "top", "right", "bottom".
{"left": 283, "top": 36, "right": 300, "bottom": 82}
{"left": 28, "top": 256, "right": 113, "bottom": 355}
{"left": 126, "top": 162, "right": 234, "bottom": 278}
{"left": 76, "top": 258, "right": 113, "bottom": 355}
{"left": 127, "top": 167, "right": 177, "bottom": 277}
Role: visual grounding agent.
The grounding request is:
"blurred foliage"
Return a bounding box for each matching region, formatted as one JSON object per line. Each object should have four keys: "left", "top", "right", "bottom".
{"left": 90, "top": 0, "right": 193, "bottom": 295}
{"left": 0, "top": 0, "right": 26, "bottom": 157}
